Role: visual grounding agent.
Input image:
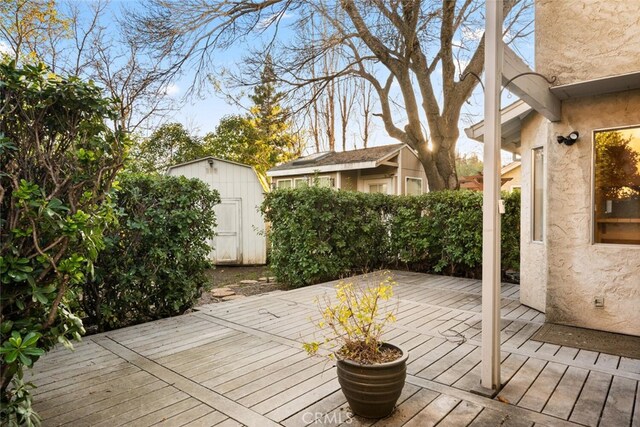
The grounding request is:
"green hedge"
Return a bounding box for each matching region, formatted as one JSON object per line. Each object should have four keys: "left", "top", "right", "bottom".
{"left": 82, "top": 174, "right": 220, "bottom": 332}
{"left": 0, "top": 62, "right": 125, "bottom": 422}
{"left": 262, "top": 187, "right": 520, "bottom": 287}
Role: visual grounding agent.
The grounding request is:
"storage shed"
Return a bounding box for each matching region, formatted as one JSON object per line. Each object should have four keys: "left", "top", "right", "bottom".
{"left": 167, "top": 157, "right": 266, "bottom": 265}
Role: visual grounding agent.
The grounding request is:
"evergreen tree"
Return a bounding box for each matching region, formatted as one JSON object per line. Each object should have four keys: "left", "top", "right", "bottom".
{"left": 205, "top": 56, "right": 302, "bottom": 189}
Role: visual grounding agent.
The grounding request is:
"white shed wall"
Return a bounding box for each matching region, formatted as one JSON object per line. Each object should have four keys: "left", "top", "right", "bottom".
{"left": 168, "top": 159, "right": 267, "bottom": 265}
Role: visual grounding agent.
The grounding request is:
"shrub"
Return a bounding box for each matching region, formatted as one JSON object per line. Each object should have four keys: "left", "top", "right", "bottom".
{"left": 82, "top": 174, "right": 220, "bottom": 332}
{"left": 262, "top": 187, "right": 388, "bottom": 287}
{"left": 0, "top": 62, "right": 124, "bottom": 423}
{"left": 262, "top": 188, "right": 520, "bottom": 287}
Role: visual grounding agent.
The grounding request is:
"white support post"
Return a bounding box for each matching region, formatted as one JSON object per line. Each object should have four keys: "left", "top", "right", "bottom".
{"left": 480, "top": 0, "right": 503, "bottom": 394}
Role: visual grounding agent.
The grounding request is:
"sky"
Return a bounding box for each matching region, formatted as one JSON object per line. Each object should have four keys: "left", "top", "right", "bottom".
{"left": 79, "top": 0, "right": 533, "bottom": 165}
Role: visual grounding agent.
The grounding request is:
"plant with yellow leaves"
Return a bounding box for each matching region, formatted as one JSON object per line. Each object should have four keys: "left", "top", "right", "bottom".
{"left": 303, "top": 273, "right": 400, "bottom": 364}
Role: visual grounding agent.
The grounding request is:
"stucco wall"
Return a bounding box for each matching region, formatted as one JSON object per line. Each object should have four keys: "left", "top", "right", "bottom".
{"left": 536, "top": 0, "right": 640, "bottom": 85}
{"left": 519, "top": 114, "right": 548, "bottom": 312}
{"left": 544, "top": 90, "right": 640, "bottom": 336}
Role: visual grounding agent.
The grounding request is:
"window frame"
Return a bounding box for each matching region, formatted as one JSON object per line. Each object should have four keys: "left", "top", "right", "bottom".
{"left": 294, "top": 177, "right": 309, "bottom": 188}
{"left": 314, "top": 176, "right": 334, "bottom": 188}
{"left": 276, "top": 178, "right": 292, "bottom": 189}
{"left": 405, "top": 176, "right": 423, "bottom": 196}
{"left": 591, "top": 123, "right": 640, "bottom": 247}
{"left": 531, "top": 145, "right": 545, "bottom": 243}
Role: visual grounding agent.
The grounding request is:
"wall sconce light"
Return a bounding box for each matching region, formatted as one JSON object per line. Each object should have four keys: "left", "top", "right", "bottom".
{"left": 557, "top": 131, "right": 579, "bottom": 146}
{"left": 207, "top": 158, "right": 215, "bottom": 167}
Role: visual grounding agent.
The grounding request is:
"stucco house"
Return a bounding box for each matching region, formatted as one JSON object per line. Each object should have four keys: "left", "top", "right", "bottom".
{"left": 467, "top": 1, "right": 640, "bottom": 337}
{"left": 267, "top": 143, "right": 429, "bottom": 195}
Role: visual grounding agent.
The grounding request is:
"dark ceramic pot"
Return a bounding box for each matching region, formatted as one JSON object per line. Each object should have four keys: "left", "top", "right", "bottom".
{"left": 336, "top": 343, "right": 408, "bottom": 418}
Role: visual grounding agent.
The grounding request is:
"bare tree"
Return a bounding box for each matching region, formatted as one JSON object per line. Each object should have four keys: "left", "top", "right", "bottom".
{"left": 131, "top": 0, "right": 532, "bottom": 189}
{"left": 357, "top": 79, "right": 375, "bottom": 149}
{"left": 0, "top": 0, "right": 178, "bottom": 133}
{"left": 337, "top": 78, "right": 357, "bottom": 151}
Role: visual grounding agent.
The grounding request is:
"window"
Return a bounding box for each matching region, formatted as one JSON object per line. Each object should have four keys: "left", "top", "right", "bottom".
{"left": 294, "top": 178, "right": 309, "bottom": 188}
{"left": 314, "top": 176, "right": 333, "bottom": 188}
{"left": 594, "top": 126, "right": 640, "bottom": 245}
{"left": 276, "top": 179, "right": 292, "bottom": 189}
{"left": 405, "top": 177, "right": 423, "bottom": 196}
{"left": 532, "top": 147, "right": 544, "bottom": 242}
{"left": 368, "top": 184, "right": 388, "bottom": 194}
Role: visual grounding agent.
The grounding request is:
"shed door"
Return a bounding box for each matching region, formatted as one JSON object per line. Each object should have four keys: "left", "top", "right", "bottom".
{"left": 213, "top": 199, "right": 242, "bottom": 264}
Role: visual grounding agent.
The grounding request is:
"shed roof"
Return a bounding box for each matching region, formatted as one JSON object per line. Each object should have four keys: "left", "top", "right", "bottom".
{"left": 166, "top": 156, "right": 253, "bottom": 173}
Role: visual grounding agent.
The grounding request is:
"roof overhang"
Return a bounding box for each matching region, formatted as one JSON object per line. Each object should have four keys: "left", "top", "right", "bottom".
{"left": 267, "top": 160, "right": 379, "bottom": 177}
{"left": 267, "top": 144, "right": 409, "bottom": 177}
{"left": 464, "top": 100, "right": 533, "bottom": 153}
{"left": 550, "top": 71, "right": 640, "bottom": 100}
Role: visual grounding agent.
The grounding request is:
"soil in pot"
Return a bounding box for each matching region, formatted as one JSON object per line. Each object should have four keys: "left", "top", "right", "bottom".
{"left": 336, "top": 343, "right": 408, "bottom": 419}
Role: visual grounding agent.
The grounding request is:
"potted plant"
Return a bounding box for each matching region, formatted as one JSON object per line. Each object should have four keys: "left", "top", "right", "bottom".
{"left": 303, "top": 274, "right": 408, "bottom": 419}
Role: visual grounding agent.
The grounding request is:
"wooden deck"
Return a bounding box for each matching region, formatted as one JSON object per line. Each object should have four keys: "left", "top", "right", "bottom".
{"left": 29, "top": 272, "right": 640, "bottom": 426}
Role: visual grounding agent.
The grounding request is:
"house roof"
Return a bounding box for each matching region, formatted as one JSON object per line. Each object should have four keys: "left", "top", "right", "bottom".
{"left": 267, "top": 143, "right": 406, "bottom": 177}
{"left": 465, "top": 71, "right": 640, "bottom": 152}
{"left": 464, "top": 100, "right": 533, "bottom": 153}
{"left": 550, "top": 71, "right": 640, "bottom": 100}
{"left": 501, "top": 161, "right": 521, "bottom": 175}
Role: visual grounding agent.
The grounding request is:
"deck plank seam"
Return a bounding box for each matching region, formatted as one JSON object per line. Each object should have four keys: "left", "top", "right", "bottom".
{"left": 92, "top": 336, "right": 281, "bottom": 427}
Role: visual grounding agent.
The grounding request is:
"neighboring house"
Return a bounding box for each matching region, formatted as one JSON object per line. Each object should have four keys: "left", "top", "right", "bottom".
{"left": 167, "top": 157, "right": 267, "bottom": 266}
{"left": 466, "top": 1, "right": 640, "bottom": 336}
{"left": 500, "top": 161, "right": 521, "bottom": 192}
{"left": 458, "top": 165, "right": 518, "bottom": 192}
{"left": 267, "top": 143, "right": 428, "bottom": 195}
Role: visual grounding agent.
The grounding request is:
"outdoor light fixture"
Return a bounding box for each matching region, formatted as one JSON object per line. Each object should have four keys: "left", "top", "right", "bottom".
{"left": 557, "top": 131, "right": 579, "bottom": 146}
{"left": 207, "top": 158, "right": 215, "bottom": 167}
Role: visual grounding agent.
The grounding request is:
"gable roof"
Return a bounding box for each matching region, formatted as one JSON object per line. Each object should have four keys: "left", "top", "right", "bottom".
{"left": 501, "top": 161, "right": 521, "bottom": 175}
{"left": 267, "top": 143, "right": 407, "bottom": 176}
{"left": 166, "top": 156, "right": 253, "bottom": 173}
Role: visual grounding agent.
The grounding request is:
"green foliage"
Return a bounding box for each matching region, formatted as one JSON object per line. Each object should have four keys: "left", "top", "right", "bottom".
{"left": 262, "top": 187, "right": 389, "bottom": 287}
{"left": 128, "top": 123, "right": 208, "bottom": 173}
{"left": 82, "top": 174, "right": 220, "bottom": 332}
{"left": 204, "top": 57, "right": 301, "bottom": 189}
{"left": 455, "top": 152, "right": 483, "bottom": 177}
{"left": 262, "top": 188, "right": 521, "bottom": 287}
{"left": 0, "top": 61, "right": 124, "bottom": 423}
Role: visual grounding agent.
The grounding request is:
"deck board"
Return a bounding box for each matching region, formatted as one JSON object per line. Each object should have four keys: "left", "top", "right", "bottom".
{"left": 26, "top": 271, "right": 638, "bottom": 427}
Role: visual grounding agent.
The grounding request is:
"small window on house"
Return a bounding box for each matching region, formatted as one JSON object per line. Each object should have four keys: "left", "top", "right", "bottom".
{"left": 594, "top": 126, "right": 640, "bottom": 245}
{"left": 314, "top": 176, "right": 333, "bottom": 188}
{"left": 406, "top": 177, "right": 423, "bottom": 196}
{"left": 368, "top": 184, "right": 388, "bottom": 194}
{"left": 294, "top": 177, "right": 309, "bottom": 188}
{"left": 276, "top": 179, "right": 292, "bottom": 189}
{"left": 532, "top": 147, "right": 544, "bottom": 242}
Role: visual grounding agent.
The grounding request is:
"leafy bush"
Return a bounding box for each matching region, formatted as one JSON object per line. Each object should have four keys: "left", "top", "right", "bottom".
{"left": 0, "top": 62, "right": 124, "bottom": 423}
{"left": 82, "top": 174, "right": 220, "bottom": 332}
{"left": 262, "top": 187, "right": 388, "bottom": 287}
{"left": 303, "top": 273, "right": 399, "bottom": 364}
{"left": 262, "top": 188, "right": 520, "bottom": 287}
